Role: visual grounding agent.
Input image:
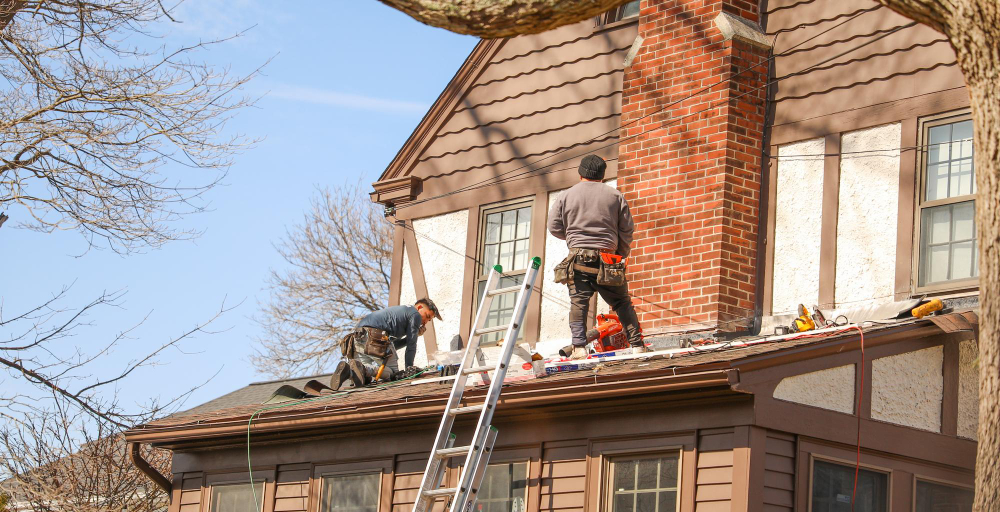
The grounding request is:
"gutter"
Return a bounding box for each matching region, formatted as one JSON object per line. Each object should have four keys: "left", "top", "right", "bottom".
{"left": 128, "top": 442, "right": 172, "bottom": 497}
{"left": 125, "top": 368, "right": 736, "bottom": 444}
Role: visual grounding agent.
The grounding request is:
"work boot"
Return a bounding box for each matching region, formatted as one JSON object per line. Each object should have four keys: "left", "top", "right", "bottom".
{"left": 631, "top": 343, "right": 649, "bottom": 354}
{"left": 569, "top": 346, "right": 589, "bottom": 360}
{"left": 348, "top": 360, "right": 368, "bottom": 387}
{"left": 329, "top": 361, "right": 351, "bottom": 390}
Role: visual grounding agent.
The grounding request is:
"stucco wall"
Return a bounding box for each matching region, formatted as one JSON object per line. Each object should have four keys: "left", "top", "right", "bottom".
{"left": 871, "top": 345, "right": 943, "bottom": 432}
{"left": 773, "top": 364, "right": 855, "bottom": 414}
{"left": 412, "top": 210, "right": 469, "bottom": 356}
{"left": 398, "top": 247, "right": 428, "bottom": 367}
{"left": 836, "top": 123, "right": 901, "bottom": 307}
{"left": 538, "top": 180, "right": 621, "bottom": 354}
{"left": 772, "top": 138, "right": 825, "bottom": 314}
{"left": 957, "top": 339, "right": 979, "bottom": 440}
{"left": 539, "top": 188, "right": 573, "bottom": 352}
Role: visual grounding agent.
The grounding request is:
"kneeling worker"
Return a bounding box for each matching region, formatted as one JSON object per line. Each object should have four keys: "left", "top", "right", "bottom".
{"left": 331, "top": 298, "right": 442, "bottom": 389}
{"left": 549, "top": 154, "right": 645, "bottom": 359}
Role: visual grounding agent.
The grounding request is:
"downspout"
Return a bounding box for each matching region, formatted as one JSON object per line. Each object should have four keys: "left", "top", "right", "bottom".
{"left": 128, "top": 442, "right": 173, "bottom": 498}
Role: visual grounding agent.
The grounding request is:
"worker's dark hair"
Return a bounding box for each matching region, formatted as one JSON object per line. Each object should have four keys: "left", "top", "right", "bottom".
{"left": 416, "top": 297, "right": 442, "bottom": 320}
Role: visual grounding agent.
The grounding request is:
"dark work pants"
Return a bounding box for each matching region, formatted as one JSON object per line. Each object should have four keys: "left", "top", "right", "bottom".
{"left": 568, "top": 271, "right": 642, "bottom": 347}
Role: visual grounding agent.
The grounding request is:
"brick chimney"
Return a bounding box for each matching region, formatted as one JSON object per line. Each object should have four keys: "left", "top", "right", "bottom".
{"left": 617, "top": 0, "right": 770, "bottom": 334}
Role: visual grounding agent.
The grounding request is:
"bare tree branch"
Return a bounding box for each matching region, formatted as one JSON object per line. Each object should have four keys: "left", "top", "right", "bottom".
{"left": 252, "top": 181, "right": 392, "bottom": 378}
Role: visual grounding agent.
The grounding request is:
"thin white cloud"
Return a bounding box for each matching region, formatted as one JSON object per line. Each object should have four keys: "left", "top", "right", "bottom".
{"left": 268, "top": 85, "right": 430, "bottom": 115}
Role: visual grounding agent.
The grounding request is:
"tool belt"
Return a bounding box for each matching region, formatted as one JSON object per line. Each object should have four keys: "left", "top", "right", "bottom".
{"left": 340, "top": 327, "right": 392, "bottom": 360}
{"left": 554, "top": 249, "right": 626, "bottom": 287}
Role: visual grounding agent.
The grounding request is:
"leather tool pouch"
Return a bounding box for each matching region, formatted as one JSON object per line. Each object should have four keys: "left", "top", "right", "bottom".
{"left": 597, "top": 252, "right": 626, "bottom": 287}
{"left": 362, "top": 327, "right": 391, "bottom": 359}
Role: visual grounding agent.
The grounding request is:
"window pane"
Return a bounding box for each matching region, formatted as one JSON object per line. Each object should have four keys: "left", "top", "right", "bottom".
{"left": 927, "top": 206, "right": 952, "bottom": 245}
{"left": 811, "top": 460, "right": 887, "bottom": 512}
{"left": 614, "top": 460, "right": 636, "bottom": 492}
{"left": 321, "top": 473, "right": 379, "bottom": 512}
{"left": 478, "top": 462, "right": 527, "bottom": 512}
{"left": 953, "top": 159, "right": 974, "bottom": 197}
{"left": 659, "top": 457, "right": 678, "bottom": 489}
{"left": 513, "top": 239, "right": 529, "bottom": 271}
{"left": 622, "top": 0, "right": 640, "bottom": 18}
{"left": 926, "top": 163, "right": 948, "bottom": 201}
{"left": 658, "top": 491, "right": 677, "bottom": 512}
{"left": 927, "top": 244, "right": 950, "bottom": 284}
{"left": 211, "top": 482, "right": 263, "bottom": 512}
{"left": 953, "top": 120, "right": 973, "bottom": 159}
{"left": 953, "top": 202, "right": 975, "bottom": 241}
{"left": 501, "top": 210, "right": 517, "bottom": 241}
{"left": 483, "top": 243, "right": 498, "bottom": 274}
{"left": 915, "top": 480, "right": 973, "bottom": 512}
{"left": 636, "top": 492, "right": 656, "bottom": 512}
{"left": 486, "top": 213, "right": 501, "bottom": 244}
{"left": 516, "top": 207, "right": 532, "bottom": 239}
{"left": 928, "top": 124, "right": 951, "bottom": 163}
{"left": 614, "top": 493, "right": 635, "bottom": 512}
{"left": 952, "top": 241, "right": 975, "bottom": 280}
{"left": 637, "top": 459, "right": 657, "bottom": 490}
{"left": 498, "top": 241, "right": 515, "bottom": 271}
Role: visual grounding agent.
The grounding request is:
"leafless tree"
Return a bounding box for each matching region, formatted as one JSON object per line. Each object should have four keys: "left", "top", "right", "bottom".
{"left": 0, "top": 285, "right": 231, "bottom": 511}
{"left": 1, "top": 0, "right": 261, "bottom": 253}
{"left": 253, "top": 182, "right": 392, "bottom": 378}
{"left": 0, "top": 404, "right": 171, "bottom": 512}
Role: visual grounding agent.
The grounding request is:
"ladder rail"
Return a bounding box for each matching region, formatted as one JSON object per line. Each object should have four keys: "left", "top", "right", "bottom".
{"left": 450, "top": 259, "right": 540, "bottom": 512}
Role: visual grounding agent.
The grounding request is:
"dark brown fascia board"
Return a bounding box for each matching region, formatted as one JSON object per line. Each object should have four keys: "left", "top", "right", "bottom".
{"left": 371, "top": 176, "right": 421, "bottom": 204}
{"left": 376, "top": 38, "right": 507, "bottom": 184}
{"left": 124, "top": 368, "right": 735, "bottom": 444}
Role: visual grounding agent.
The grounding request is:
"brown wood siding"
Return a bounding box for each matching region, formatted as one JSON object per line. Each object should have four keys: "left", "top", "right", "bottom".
{"left": 391, "top": 454, "right": 450, "bottom": 512}
{"left": 695, "top": 429, "right": 734, "bottom": 512}
{"left": 765, "top": 0, "right": 967, "bottom": 145}
{"left": 540, "top": 444, "right": 587, "bottom": 512}
{"left": 178, "top": 473, "right": 202, "bottom": 512}
{"left": 274, "top": 464, "right": 310, "bottom": 512}
{"left": 388, "top": 20, "right": 637, "bottom": 220}
{"left": 762, "top": 431, "right": 796, "bottom": 512}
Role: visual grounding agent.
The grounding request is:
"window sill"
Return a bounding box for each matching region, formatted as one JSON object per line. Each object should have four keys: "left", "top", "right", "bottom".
{"left": 912, "top": 280, "right": 979, "bottom": 299}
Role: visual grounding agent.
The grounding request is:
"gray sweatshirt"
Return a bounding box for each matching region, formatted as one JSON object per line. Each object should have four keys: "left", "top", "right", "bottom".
{"left": 547, "top": 181, "right": 635, "bottom": 257}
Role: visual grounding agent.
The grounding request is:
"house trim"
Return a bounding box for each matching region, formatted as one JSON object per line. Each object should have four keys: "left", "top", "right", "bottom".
{"left": 818, "top": 133, "right": 841, "bottom": 308}
{"left": 401, "top": 221, "right": 438, "bottom": 351}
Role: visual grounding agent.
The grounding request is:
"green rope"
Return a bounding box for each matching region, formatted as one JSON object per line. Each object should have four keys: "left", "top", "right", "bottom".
{"left": 247, "top": 368, "right": 431, "bottom": 511}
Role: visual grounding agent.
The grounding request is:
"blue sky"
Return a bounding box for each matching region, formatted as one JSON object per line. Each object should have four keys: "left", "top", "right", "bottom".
{"left": 2, "top": 1, "right": 477, "bottom": 413}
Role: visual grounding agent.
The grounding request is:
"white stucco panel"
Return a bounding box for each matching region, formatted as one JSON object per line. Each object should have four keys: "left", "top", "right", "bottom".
{"left": 398, "top": 247, "right": 428, "bottom": 366}
{"left": 958, "top": 339, "right": 979, "bottom": 440}
{"left": 412, "top": 210, "right": 469, "bottom": 358}
{"left": 539, "top": 188, "right": 573, "bottom": 352}
{"left": 871, "top": 345, "right": 943, "bottom": 432}
{"left": 836, "top": 122, "right": 901, "bottom": 308}
{"left": 596, "top": 179, "right": 618, "bottom": 316}
{"left": 773, "top": 364, "right": 855, "bottom": 414}
{"left": 772, "top": 138, "right": 825, "bottom": 315}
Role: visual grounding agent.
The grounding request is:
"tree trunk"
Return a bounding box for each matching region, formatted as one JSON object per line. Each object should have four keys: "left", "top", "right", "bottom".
{"left": 956, "top": 4, "right": 1000, "bottom": 509}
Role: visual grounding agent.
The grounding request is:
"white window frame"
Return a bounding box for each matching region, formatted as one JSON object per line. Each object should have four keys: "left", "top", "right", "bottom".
{"left": 912, "top": 110, "right": 979, "bottom": 294}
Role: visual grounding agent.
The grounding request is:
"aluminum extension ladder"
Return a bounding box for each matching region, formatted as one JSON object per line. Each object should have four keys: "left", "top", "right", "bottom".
{"left": 412, "top": 256, "right": 542, "bottom": 512}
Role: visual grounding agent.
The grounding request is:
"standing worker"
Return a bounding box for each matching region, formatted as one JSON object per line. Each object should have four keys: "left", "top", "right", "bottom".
{"left": 331, "top": 298, "right": 442, "bottom": 389}
{"left": 549, "top": 154, "right": 645, "bottom": 359}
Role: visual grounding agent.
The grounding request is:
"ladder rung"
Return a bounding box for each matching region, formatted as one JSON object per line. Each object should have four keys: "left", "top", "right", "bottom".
{"left": 448, "top": 404, "right": 486, "bottom": 416}
{"left": 462, "top": 364, "right": 497, "bottom": 375}
{"left": 421, "top": 487, "right": 458, "bottom": 498}
{"left": 434, "top": 445, "right": 471, "bottom": 458}
{"left": 486, "top": 285, "right": 523, "bottom": 296}
{"left": 474, "top": 325, "right": 511, "bottom": 336}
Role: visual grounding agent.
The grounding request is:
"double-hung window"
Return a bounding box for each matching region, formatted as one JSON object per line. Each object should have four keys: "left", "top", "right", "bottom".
{"left": 478, "top": 462, "right": 529, "bottom": 512}
{"left": 608, "top": 453, "right": 680, "bottom": 512}
{"left": 319, "top": 472, "right": 380, "bottom": 512}
{"left": 916, "top": 114, "right": 977, "bottom": 290}
{"left": 477, "top": 202, "right": 532, "bottom": 345}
